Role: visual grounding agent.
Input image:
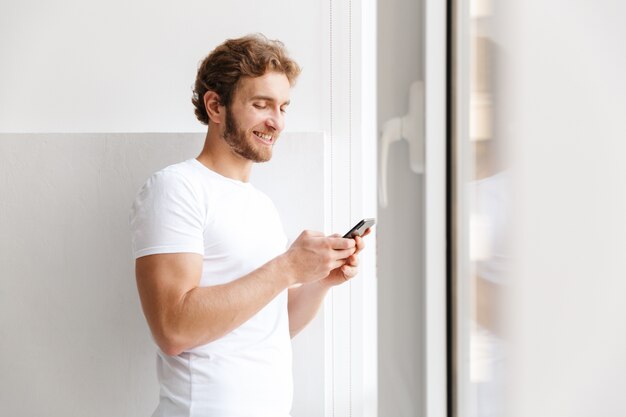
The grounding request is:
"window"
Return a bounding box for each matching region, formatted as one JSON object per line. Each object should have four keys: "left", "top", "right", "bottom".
{"left": 452, "top": 1, "right": 510, "bottom": 416}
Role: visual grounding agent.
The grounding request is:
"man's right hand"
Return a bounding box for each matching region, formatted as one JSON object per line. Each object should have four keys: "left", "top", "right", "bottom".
{"left": 282, "top": 230, "right": 357, "bottom": 285}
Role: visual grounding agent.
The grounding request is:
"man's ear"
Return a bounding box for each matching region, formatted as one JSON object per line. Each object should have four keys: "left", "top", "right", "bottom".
{"left": 204, "top": 91, "right": 224, "bottom": 124}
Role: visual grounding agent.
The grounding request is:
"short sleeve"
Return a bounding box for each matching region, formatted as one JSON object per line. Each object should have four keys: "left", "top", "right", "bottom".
{"left": 129, "top": 170, "right": 205, "bottom": 259}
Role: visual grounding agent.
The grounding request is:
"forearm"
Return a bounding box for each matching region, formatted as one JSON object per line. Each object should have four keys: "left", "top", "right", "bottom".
{"left": 287, "top": 280, "right": 332, "bottom": 338}
{"left": 161, "top": 255, "right": 294, "bottom": 355}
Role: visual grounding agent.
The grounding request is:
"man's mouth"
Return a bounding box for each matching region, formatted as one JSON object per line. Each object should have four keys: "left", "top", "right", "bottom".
{"left": 253, "top": 131, "right": 275, "bottom": 145}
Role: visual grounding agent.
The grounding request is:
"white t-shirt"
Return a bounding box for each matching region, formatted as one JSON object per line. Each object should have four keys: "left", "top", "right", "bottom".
{"left": 130, "top": 158, "right": 292, "bottom": 417}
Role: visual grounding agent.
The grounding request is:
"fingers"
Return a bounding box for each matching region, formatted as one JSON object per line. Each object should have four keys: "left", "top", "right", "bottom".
{"left": 345, "top": 254, "right": 358, "bottom": 266}
{"left": 336, "top": 255, "right": 358, "bottom": 268}
{"left": 330, "top": 236, "right": 363, "bottom": 262}
{"left": 341, "top": 264, "right": 359, "bottom": 279}
{"left": 323, "top": 227, "right": 373, "bottom": 250}
{"left": 330, "top": 258, "right": 347, "bottom": 270}
{"left": 334, "top": 247, "right": 357, "bottom": 260}
{"left": 355, "top": 235, "right": 364, "bottom": 250}
{"left": 347, "top": 235, "right": 365, "bottom": 256}
{"left": 335, "top": 254, "right": 358, "bottom": 271}
{"left": 328, "top": 237, "right": 356, "bottom": 250}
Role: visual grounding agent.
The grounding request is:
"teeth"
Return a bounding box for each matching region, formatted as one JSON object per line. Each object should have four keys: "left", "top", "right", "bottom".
{"left": 255, "top": 131, "right": 273, "bottom": 141}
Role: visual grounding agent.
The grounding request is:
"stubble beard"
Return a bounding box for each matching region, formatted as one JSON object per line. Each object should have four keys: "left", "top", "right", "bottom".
{"left": 222, "top": 106, "right": 273, "bottom": 163}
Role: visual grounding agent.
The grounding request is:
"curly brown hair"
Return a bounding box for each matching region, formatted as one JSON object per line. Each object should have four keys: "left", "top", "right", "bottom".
{"left": 191, "top": 34, "right": 301, "bottom": 125}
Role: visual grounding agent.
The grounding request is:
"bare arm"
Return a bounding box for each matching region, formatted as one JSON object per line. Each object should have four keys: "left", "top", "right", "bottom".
{"left": 287, "top": 280, "right": 332, "bottom": 338}
{"left": 135, "top": 231, "right": 356, "bottom": 356}
{"left": 136, "top": 253, "right": 297, "bottom": 355}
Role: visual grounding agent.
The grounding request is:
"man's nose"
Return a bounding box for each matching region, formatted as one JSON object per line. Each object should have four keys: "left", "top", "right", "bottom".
{"left": 266, "top": 109, "right": 285, "bottom": 132}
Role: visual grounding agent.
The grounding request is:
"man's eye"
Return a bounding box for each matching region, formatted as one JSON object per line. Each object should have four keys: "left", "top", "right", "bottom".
{"left": 253, "top": 103, "right": 266, "bottom": 109}
{"left": 280, "top": 108, "right": 287, "bottom": 114}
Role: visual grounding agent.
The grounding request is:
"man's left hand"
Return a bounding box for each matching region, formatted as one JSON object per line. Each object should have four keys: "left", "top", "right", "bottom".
{"left": 320, "top": 228, "right": 371, "bottom": 287}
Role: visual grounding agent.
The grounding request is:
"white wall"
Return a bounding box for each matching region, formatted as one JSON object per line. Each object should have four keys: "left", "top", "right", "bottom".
{"left": 0, "top": 133, "right": 200, "bottom": 416}
{"left": 0, "top": 0, "right": 324, "bottom": 133}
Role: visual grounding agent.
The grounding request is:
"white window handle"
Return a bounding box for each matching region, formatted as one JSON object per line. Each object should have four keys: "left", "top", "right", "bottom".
{"left": 379, "top": 81, "right": 425, "bottom": 207}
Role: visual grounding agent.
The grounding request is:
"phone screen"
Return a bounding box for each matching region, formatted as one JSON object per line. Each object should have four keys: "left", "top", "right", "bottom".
{"left": 343, "top": 218, "right": 376, "bottom": 238}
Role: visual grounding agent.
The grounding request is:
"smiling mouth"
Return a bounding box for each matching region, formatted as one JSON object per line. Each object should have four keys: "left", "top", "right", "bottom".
{"left": 253, "top": 131, "right": 275, "bottom": 145}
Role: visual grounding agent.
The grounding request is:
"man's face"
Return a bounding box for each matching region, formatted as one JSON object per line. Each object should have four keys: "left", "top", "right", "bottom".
{"left": 222, "top": 71, "right": 291, "bottom": 163}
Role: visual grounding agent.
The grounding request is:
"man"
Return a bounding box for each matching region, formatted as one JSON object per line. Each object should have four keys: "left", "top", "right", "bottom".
{"left": 129, "top": 34, "right": 369, "bottom": 417}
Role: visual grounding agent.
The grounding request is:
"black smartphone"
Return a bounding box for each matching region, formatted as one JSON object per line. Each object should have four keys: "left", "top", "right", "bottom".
{"left": 343, "top": 218, "right": 376, "bottom": 238}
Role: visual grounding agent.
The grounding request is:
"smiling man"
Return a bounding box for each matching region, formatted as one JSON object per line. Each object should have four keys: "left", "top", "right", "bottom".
{"left": 129, "top": 34, "right": 369, "bottom": 417}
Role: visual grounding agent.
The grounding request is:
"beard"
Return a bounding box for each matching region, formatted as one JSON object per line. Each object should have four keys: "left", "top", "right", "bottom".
{"left": 222, "top": 106, "right": 273, "bottom": 163}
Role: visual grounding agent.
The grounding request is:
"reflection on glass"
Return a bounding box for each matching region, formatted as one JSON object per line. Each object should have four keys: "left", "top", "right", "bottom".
{"left": 467, "top": 1, "right": 509, "bottom": 416}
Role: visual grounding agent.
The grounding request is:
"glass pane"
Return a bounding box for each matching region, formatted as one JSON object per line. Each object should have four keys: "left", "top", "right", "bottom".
{"left": 457, "top": 1, "right": 510, "bottom": 416}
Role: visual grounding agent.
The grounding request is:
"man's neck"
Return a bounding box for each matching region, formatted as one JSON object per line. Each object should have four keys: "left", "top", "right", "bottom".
{"left": 196, "top": 131, "right": 253, "bottom": 182}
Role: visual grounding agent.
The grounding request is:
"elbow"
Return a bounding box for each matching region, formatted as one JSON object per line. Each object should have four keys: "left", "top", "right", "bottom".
{"left": 153, "top": 324, "right": 219, "bottom": 356}
{"left": 153, "top": 325, "right": 189, "bottom": 356}
{"left": 158, "top": 340, "right": 185, "bottom": 357}
{"left": 157, "top": 332, "right": 221, "bottom": 356}
{"left": 149, "top": 313, "right": 225, "bottom": 355}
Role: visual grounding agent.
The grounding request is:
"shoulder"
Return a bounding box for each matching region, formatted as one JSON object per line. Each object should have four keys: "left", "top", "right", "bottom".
{"left": 152, "top": 159, "right": 199, "bottom": 185}
{"left": 129, "top": 160, "right": 207, "bottom": 258}
{"left": 141, "top": 160, "right": 202, "bottom": 198}
{"left": 130, "top": 159, "right": 209, "bottom": 224}
{"left": 129, "top": 160, "right": 207, "bottom": 246}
